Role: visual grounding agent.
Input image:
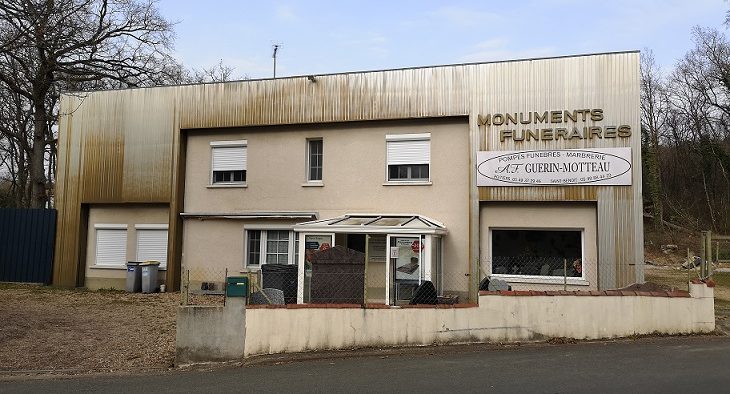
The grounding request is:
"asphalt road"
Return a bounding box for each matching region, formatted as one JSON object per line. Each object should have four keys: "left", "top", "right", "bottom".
{"left": 2, "top": 336, "right": 730, "bottom": 393}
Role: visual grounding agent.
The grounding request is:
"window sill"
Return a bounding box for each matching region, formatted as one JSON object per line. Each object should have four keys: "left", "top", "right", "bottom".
{"left": 207, "top": 183, "right": 247, "bottom": 189}
{"left": 382, "top": 181, "right": 432, "bottom": 186}
{"left": 490, "top": 274, "right": 589, "bottom": 286}
{"left": 89, "top": 265, "right": 126, "bottom": 270}
{"left": 301, "top": 182, "right": 324, "bottom": 187}
{"left": 90, "top": 265, "right": 167, "bottom": 271}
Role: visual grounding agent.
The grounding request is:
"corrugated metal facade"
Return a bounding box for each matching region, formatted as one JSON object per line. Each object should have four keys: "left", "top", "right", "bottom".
{"left": 54, "top": 52, "right": 642, "bottom": 290}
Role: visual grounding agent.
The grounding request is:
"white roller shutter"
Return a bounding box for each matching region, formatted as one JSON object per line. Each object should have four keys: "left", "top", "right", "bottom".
{"left": 212, "top": 145, "right": 247, "bottom": 171}
{"left": 136, "top": 229, "right": 168, "bottom": 267}
{"left": 96, "top": 229, "right": 127, "bottom": 266}
{"left": 386, "top": 135, "right": 430, "bottom": 165}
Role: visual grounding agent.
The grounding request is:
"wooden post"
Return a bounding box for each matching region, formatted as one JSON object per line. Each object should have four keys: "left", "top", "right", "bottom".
{"left": 716, "top": 241, "right": 720, "bottom": 264}
{"left": 702, "top": 230, "right": 712, "bottom": 279}
{"left": 687, "top": 248, "right": 691, "bottom": 291}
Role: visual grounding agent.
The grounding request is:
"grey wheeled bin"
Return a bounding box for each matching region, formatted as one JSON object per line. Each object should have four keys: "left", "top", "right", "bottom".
{"left": 126, "top": 262, "right": 143, "bottom": 292}
{"left": 140, "top": 261, "right": 161, "bottom": 293}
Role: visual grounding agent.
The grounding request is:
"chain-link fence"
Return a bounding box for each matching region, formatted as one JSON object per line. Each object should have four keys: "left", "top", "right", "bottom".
{"left": 714, "top": 238, "right": 730, "bottom": 263}
{"left": 180, "top": 267, "right": 228, "bottom": 306}
{"left": 250, "top": 268, "right": 470, "bottom": 305}
{"left": 479, "top": 257, "right": 602, "bottom": 292}
{"left": 181, "top": 257, "right": 621, "bottom": 307}
{"left": 179, "top": 265, "right": 474, "bottom": 306}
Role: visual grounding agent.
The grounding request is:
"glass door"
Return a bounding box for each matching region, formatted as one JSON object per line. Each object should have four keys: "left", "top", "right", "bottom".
{"left": 296, "top": 233, "right": 334, "bottom": 303}
{"left": 388, "top": 235, "right": 425, "bottom": 305}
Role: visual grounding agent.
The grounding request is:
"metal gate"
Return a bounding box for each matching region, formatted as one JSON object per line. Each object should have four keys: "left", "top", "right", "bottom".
{"left": 0, "top": 208, "right": 57, "bottom": 284}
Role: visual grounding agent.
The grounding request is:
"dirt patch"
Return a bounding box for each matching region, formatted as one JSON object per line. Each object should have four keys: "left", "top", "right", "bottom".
{"left": 0, "top": 284, "right": 194, "bottom": 375}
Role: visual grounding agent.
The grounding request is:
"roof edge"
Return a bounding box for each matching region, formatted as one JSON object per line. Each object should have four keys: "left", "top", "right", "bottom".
{"left": 61, "top": 50, "right": 640, "bottom": 96}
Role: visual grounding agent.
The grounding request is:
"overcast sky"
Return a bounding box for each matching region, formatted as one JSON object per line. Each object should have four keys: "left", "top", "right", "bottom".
{"left": 157, "top": 0, "right": 728, "bottom": 80}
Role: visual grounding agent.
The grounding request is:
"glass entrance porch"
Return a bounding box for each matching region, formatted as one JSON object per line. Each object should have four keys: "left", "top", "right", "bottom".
{"left": 293, "top": 214, "right": 447, "bottom": 305}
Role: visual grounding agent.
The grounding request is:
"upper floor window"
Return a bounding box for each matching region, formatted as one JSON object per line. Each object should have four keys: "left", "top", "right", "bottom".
{"left": 307, "top": 138, "right": 323, "bottom": 182}
{"left": 211, "top": 140, "right": 247, "bottom": 185}
{"left": 386, "top": 133, "right": 430, "bottom": 182}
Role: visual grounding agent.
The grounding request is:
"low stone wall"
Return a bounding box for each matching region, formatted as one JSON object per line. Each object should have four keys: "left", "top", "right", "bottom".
{"left": 174, "top": 283, "right": 715, "bottom": 363}
{"left": 175, "top": 299, "right": 246, "bottom": 365}
{"left": 243, "top": 283, "right": 715, "bottom": 357}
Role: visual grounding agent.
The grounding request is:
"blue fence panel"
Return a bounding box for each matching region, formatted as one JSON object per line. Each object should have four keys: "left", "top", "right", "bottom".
{"left": 0, "top": 208, "right": 57, "bottom": 284}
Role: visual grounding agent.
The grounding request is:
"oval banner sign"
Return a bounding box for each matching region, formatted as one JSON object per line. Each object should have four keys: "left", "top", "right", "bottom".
{"left": 477, "top": 147, "right": 632, "bottom": 186}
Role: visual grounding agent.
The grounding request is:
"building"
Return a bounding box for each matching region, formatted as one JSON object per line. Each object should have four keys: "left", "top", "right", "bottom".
{"left": 53, "top": 51, "right": 642, "bottom": 303}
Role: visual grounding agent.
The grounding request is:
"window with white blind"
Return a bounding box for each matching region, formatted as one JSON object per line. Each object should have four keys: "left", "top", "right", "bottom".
{"left": 95, "top": 225, "right": 128, "bottom": 266}
{"left": 211, "top": 140, "right": 247, "bottom": 184}
{"left": 386, "top": 133, "right": 430, "bottom": 182}
{"left": 135, "top": 225, "right": 168, "bottom": 268}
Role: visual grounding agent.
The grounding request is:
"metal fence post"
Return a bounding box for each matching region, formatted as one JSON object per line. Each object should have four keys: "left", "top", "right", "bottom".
{"left": 181, "top": 269, "right": 189, "bottom": 306}
{"left": 224, "top": 268, "right": 228, "bottom": 307}
{"left": 563, "top": 258, "right": 567, "bottom": 291}
{"left": 363, "top": 235, "right": 370, "bottom": 306}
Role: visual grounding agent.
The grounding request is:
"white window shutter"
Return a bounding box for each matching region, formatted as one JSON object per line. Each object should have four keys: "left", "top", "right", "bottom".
{"left": 136, "top": 229, "right": 168, "bottom": 267}
{"left": 387, "top": 139, "right": 430, "bottom": 165}
{"left": 212, "top": 146, "right": 247, "bottom": 171}
{"left": 96, "top": 229, "right": 127, "bottom": 266}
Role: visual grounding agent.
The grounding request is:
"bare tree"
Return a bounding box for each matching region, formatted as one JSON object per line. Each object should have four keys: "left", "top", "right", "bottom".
{"left": 655, "top": 26, "right": 730, "bottom": 233}
{"left": 0, "top": 0, "right": 181, "bottom": 208}
{"left": 185, "top": 59, "right": 248, "bottom": 83}
{"left": 640, "top": 50, "right": 668, "bottom": 230}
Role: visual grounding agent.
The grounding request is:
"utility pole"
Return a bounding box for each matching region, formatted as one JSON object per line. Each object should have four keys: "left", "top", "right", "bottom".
{"left": 272, "top": 43, "right": 281, "bottom": 78}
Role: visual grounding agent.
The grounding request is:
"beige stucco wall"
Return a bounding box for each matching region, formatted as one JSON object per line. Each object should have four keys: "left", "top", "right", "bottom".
{"left": 182, "top": 119, "right": 471, "bottom": 297}
{"left": 181, "top": 218, "right": 300, "bottom": 284}
{"left": 243, "top": 284, "right": 714, "bottom": 357}
{"left": 85, "top": 204, "right": 169, "bottom": 290}
{"left": 479, "top": 202, "right": 598, "bottom": 290}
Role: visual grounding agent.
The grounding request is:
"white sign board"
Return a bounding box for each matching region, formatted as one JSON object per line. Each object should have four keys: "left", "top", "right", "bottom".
{"left": 477, "top": 147, "right": 632, "bottom": 186}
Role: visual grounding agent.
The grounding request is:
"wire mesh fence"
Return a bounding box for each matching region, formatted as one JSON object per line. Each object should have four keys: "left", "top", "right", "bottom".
{"left": 180, "top": 265, "right": 472, "bottom": 306}
{"left": 479, "top": 257, "right": 601, "bottom": 292}
{"left": 180, "top": 267, "right": 228, "bottom": 306}
{"left": 181, "top": 257, "right": 624, "bottom": 307}
{"left": 714, "top": 239, "right": 730, "bottom": 263}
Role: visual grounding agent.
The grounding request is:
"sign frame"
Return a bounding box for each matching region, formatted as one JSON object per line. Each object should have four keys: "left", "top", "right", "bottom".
{"left": 476, "top": 147, "right": 632, "bottom": 187}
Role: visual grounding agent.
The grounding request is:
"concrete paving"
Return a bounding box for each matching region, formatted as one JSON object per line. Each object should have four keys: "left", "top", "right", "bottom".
{"left": 2, "top": 336, "right": 729, "bottom": 393}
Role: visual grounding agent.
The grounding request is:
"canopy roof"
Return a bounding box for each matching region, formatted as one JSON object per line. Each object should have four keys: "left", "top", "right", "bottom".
{"left": 293, "top": 214, "right": 447, "bottom": 235}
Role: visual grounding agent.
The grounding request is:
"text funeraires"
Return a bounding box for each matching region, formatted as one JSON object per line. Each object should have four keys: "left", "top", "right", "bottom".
{"left": 477, "top": 109, "right": 632, "bottom": 142}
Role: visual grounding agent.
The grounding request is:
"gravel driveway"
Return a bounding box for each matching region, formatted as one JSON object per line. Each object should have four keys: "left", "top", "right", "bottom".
{"left": 0, "top": 284, "right": 182, "bottom": 376}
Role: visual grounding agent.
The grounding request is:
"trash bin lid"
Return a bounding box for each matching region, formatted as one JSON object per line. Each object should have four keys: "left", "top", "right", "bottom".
{"left": 261, "top": 264, "right": 297, "bottom": 273}
{"left": 140, "top": 260, "right": 161, "bottom": 266}
{"left": 126, "top": 261, "right": 143, "bottom": 266}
